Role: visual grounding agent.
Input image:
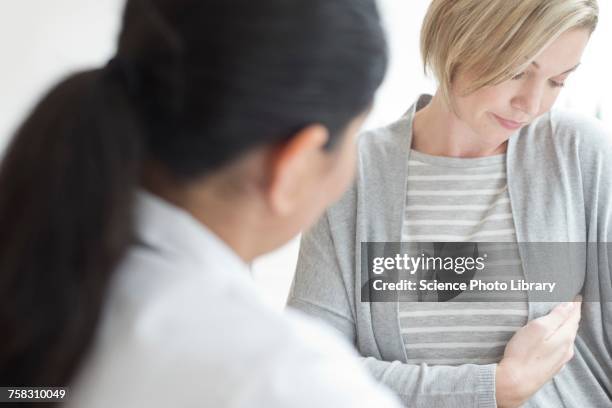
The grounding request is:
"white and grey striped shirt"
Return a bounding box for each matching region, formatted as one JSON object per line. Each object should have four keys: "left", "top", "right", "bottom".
{"left": 400, "top": 149, "right": 527, "bottom": 365}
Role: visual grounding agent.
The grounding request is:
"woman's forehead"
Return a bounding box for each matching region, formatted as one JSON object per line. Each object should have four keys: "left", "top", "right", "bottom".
{"left": 530, "top": 29, "right": 591, "bottom": 76}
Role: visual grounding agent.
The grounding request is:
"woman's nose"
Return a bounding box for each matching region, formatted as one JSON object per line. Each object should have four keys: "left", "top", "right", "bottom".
{"left": 511, "top": 85, "right": 544, "bottom": 118}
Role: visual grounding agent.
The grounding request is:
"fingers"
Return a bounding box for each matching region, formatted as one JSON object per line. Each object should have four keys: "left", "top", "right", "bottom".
{"left": 497, "top": 296, "right": 584, "bottom": 404}
{"left": 548, "top": 296, "right": 582, "bottom": 340}
{"left": 543, "top": 297, "right": 582, "bottom": 369}
{"left": 532, "top": 297, "right": 581, "bottom": 338}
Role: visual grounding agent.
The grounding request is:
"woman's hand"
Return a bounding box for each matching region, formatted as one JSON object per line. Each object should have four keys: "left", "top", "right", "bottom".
{"left": 495, "top": 297, "right": 582, "bottom": 408}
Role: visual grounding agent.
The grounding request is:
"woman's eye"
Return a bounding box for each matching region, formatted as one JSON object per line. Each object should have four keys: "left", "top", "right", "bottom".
{"left": 511, "top": 72, "right": 525, "bottom": 80}
{"left": 549, "top": 80, "right": 565, "bottom": 88}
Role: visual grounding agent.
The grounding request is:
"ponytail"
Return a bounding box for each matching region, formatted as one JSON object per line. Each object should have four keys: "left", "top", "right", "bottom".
{"left": 0, "top": 67, "right": 144, "bottom": 386}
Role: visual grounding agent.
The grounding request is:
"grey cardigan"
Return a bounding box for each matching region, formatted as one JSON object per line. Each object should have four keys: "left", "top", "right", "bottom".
{"left": 288, "top": 95, "right": 612, "bottom": 407}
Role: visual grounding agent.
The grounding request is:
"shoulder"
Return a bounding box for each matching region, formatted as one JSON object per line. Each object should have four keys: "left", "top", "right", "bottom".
{"left": 357, "top": 110, "right": 412, "bottom": 164}
{"left": 517, "top": 110, "right": 612, "bottom": 174}
{"left": 357, "top": 94, "right": 429, "bottom": 159}
{"left": 72, "top": 259, "right": 397, "bottom": 407}
{"left": 547, "top": 109, "right": 612, "bottom": 154}
{"left": 71, "top": 247, "right": 282, "bottom": 403}
{"left": 111, "top": 244, "right": 292, "bottom": 353}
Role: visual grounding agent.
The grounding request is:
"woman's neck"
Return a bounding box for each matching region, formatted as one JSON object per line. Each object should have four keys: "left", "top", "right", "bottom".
{"left": 143, "top": 162, "right": 265, "bottom": 264}
{"left": 412, "top": 92, "right": 507, "bottom": 158}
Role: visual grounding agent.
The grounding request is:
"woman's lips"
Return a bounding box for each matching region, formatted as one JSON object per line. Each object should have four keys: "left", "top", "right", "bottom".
{"left": 492, "top": 113, "right": 526, "bottom": 130}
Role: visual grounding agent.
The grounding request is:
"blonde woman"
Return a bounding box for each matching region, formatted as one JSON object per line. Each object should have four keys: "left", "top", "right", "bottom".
{"left": 289, "top": 0, "right": 611, "bottom": 407}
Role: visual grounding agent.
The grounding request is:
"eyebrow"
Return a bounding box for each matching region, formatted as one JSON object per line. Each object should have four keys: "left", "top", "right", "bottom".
{"left": 531, "top": 61, "right": 581, "bottom": 76}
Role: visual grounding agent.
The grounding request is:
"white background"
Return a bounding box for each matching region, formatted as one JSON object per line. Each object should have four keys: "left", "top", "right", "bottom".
{"left": 1, "top": 1, "right": 610, "bottom": 309}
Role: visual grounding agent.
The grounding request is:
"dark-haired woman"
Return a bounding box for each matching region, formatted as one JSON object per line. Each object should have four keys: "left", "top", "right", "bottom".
{"left": 0, "top": 0, "right": 400, "bottom": 406}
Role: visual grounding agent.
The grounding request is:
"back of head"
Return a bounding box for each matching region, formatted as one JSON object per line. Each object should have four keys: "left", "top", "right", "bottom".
{"left": 117, "top": 0, "right": 388, "bottom": 177}
{"left": 420, "top": 0, "right": 598, "bottom": 106}
{"left": 0, "top": 0, "right": 387, "bottom": 391}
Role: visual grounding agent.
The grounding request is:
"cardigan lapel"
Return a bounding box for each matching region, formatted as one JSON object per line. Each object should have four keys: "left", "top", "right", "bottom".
{"left": 362, "top": 95, "right": 431, "bottom": 363}
{"left": 507, "top": 118, "right": 584, "bottom": 319}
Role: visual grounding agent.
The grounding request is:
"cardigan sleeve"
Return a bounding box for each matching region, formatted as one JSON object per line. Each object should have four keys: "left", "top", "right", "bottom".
{"left": 571, "top": 113, "right": 612, "bottom": 334}
{"left": 550, "top": 110, "right": 612, "bottom": 401}
{"left": 287, "top": 211, "right": 498, "bottom": 408}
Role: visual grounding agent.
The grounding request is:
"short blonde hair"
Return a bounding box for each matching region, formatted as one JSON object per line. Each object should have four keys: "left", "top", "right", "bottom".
{"left": 421, "top": 0, "right": 599, "bottom": 106}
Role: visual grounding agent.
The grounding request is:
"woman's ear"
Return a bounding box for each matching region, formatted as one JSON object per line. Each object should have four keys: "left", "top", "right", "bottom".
{"left": 266, "top": 124, "right": 330, "bottom": 216}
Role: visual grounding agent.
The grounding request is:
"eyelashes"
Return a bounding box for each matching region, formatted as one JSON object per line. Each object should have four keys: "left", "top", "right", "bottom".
{"left": 511, "top": 72, "right": 565, "bottom": 88}
{"left": 549, "top": 80, "right": 565, "bottom": 88}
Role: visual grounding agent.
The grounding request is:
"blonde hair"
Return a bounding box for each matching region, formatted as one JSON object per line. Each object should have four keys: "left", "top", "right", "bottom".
{"left": 421, "top": 0, "right": 599, "bottom": 106}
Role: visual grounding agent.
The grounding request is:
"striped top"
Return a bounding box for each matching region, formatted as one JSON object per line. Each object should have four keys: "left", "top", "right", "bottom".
{"left": 399, "top": 149, "right": 527, "bottom": 366}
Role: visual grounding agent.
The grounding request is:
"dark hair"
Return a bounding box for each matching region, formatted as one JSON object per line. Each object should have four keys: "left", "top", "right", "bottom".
{"left": 0, "top": 0, "right": 387, "bottom": 391}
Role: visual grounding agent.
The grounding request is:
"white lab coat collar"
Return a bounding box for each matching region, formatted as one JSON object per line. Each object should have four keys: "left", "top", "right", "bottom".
{"left": 134, "top": 189, "right": 250, "bottom": 279}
